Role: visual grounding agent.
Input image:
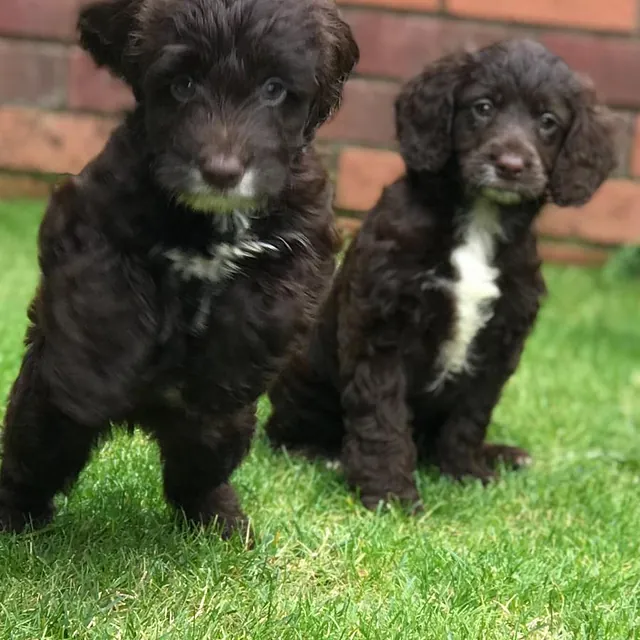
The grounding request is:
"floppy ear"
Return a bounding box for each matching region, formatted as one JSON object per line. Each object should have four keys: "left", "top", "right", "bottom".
{"left": 77, "top": 0, "right": 143, "bottom": 94}
{"left": 395, "top": 53, "right": 468, "bottom": 173}
{"left": 549, "top": 88, "right": 618, "bottom": 207}
{"left": 305, "top": 1, "right": 359, "bottom": 140}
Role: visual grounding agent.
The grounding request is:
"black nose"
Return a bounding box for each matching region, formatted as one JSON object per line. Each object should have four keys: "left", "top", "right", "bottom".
{"left": 495, "top": 152, "right": 526, "bottom": 180}
{"left": 201, "top": 155, "right": 243, "bottom": 190}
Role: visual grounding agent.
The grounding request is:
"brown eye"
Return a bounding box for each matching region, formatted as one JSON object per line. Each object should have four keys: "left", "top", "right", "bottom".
{"left": 260, "top": 78, "right": 287, "bottom": 107}
{"left": 171, "top": 76, "right": 196, "bottom": 102}
{"left": 472, "top": 98, "right": 494, "bottom": 119}
{"left": 539, "top": 112, "right": 559, "bottom": 135}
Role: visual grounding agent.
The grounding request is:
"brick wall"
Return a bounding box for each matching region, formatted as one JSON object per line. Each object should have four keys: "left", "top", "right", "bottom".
{"left": 1, "top": 0, "right": 640, "bottom": 263}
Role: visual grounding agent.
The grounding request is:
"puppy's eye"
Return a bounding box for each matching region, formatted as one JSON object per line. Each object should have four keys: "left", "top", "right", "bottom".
{"left": 539, "top": 112, "right": 559, "bottom": 135}
{"left": 171, "top": 76, "right": 196, "bottom": 102}
{"left": 472, "top": 99, "right": 495, "bottom": 119}
{"left": 260, "top": 78, "right": 287, "bottom": 107}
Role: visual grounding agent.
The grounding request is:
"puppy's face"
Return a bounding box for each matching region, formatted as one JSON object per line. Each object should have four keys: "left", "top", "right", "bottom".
{"left": 395, "top": 40, "right": 618, "bottom": 209}
{"left": 452, "top": 48, "right": 573, "bottom": 205}
{"left": 78, "top": 0, "right": 358, "bottom": 213}
{"left": 141, "top": 2, "right": 321, "bottom": 213}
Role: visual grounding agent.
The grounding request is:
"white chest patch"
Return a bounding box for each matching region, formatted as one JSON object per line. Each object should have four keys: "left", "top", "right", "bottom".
{"left": 437, "top": 199, "right": 503, "bottom": 383}
{"left": 165, "top": 237, "right": 280, "bottom": 285}
{"left": 162, "top": 210, "right": 309, "bottom": 332}
{"left": 164, "top": 210, "right": 277, "bottom": 286}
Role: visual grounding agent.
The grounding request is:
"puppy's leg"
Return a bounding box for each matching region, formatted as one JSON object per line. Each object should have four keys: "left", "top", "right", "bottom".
{"left": 154, "top": 406, "right": 255, "bottom": 540}
{"left": 341, "top": 356, "right": 420, "bottom": 511}
{"left": 434, "top": 412, "right": 497, "bottom": 484}
{"left": 0, "top": 347, "right": 103, "bottom": 532}
{"left": 266, "top": 355, "right": 343, "bottom": 461}
{"left": 435, "top": 340, "right": 531, "bottom": 482}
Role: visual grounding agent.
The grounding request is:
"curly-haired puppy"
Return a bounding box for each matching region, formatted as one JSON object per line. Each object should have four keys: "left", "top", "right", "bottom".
{"left": 0, "top": 0, "right": 358, "bottom": 535}
{"left": 265, "top": 40, "right": 617, "bottom": 510}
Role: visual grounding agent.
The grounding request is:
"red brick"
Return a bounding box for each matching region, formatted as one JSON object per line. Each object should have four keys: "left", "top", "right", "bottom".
{"left": 609, "top": 111, "right": 634, "bottom": 178}
{"left": 320, "top": 79, "right": 398, "bottom": 146}
{"left": 338, "top": 0, "right": 438, "bottom": 9}
{"left": 538, "top": 242, "right": 609, "bottom": 266}
{"left": 0, "top": 173, "right": 52, "bottom": 199}
{"left": 630, "top": 117, "right": 640, "bottom": 178}
{"left": 68, "top": 48, "right": 134, "bottom": 112}
{"left": 537, "top": 180, "right": 640, "bottom": 245}
{"left": 540, "top": 34, "right": 640, "bottom": 109}
{"left": 0, "top": 0, "right": 82, "bottom": 40}
{"left": 0, "top": 107, "right": 117, "bottom": 175}
{"left": 0, "top": 39, "right": 68, "bottom": 108}
{"left": 347, "top": 11, "right": 640, "bottom": 108}
{"left": 336, "top": 148, "right": 404, "bottom": 212}
{"left": 447, "top": 0, "right": 636, "bottom": 33}
{"left": 346, "top": 10, "right": 514, "bottom": 80}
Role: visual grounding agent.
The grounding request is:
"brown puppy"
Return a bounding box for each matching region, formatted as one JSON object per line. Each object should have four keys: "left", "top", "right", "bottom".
{"left": 0, "top": 0, "right": 358, "bottom": 535}
{"left": 266, "top": 40, "right": 617, "bottom": 510}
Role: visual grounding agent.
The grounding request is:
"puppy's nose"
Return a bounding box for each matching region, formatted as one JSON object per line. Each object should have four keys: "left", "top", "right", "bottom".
{"left": 495, "top": 153, "right": 526, "bottom": 180}
{"left": 201, "top": 155, "right": 243, "bottom": 190}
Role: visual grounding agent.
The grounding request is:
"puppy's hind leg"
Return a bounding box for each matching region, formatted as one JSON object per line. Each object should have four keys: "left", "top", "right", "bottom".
{"left": 435, "top": 387, "right": 531, "bottom": 483}
{"left": 481, "top": 442, "right": 532, "bottom": 470}
{"left": 153, "top": 405, "right": 255, "bottom": 542}
{"left": 0, "top": 345, "right": 104, "bottom": 533}
{"left": 265, "top": 355, "right": 344, "bottom": 461}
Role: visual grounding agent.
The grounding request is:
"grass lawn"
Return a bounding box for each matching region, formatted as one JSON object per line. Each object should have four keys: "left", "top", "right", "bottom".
{"left": 0, "top": 199, "right": 638, "bottom": 639}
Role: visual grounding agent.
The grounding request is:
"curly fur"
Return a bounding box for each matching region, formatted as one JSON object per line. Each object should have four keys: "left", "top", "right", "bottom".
{"left": 0, "top": 0, "right": 358, "bottom": 535}
{"left": 266, "top": 39, "right": 617, "bottom": 510}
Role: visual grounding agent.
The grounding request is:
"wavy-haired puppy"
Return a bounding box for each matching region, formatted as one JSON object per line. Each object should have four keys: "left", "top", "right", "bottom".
{"left": 0, "top": 0, "right": 358, "bottom": 535}
{"left": 266, "top": 40, "right": 617, "bottom": 510}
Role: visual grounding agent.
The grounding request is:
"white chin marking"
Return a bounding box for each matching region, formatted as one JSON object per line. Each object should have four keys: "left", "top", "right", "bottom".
{"left": 482, "top": 188, "right": 523, "bottom": 206}
{"left": 236, "top": 168, "right": 257, "bottom": 199}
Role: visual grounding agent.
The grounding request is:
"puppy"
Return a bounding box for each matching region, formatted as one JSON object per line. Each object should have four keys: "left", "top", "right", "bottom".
{"left": 0, "top": 0, "right": 358, "bottom": 535}
{"left": 265, "top": 40, "right": 617, "bottom": 510}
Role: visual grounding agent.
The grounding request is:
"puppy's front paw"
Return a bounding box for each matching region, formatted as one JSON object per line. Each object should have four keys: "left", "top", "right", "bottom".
{"left": 0, "top": 499, "right": 54, "bottom": 533}
{"left": 180, "top": 483, "right": 254, "bottom": 547}
{"left": 359, "top": 486, "right": 423, "bottom": 514}
{"left": 211, "top": 513, "right": 254, "bottom": 547}
{"left": 184, "top": 507, "right": 255, "bottom": 547}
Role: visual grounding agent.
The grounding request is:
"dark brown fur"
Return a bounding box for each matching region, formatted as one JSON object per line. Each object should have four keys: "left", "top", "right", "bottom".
{"left": 266, "top": 40, "right": 617, "bottom": 510}
{"left": 0, "top": 0, "right": 358, "bottom": 535}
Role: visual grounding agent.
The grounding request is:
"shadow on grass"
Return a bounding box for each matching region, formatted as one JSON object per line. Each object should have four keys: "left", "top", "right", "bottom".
{"left": 0, "top": 488, "right": 257, "bottom": 588}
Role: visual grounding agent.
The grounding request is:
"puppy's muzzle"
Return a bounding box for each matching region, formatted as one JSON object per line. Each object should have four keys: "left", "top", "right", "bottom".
{"left": 178, "top": 153, "right": 260, "bottom": 214}
{"left": 493, "top": 151, "right": 526, "bottom": 181}
{"left": 475, "top": 134, "right": 546, "bottom": 204}
{"left": 201, "top": 154, "right": 244, "bottom": 191}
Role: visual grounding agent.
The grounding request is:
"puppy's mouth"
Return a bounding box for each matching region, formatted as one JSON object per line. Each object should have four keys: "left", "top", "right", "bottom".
{"left": 177, "top": 190, "right": 260, "bottom": 214}
{"left": 178, "top": 169, "right": 263, "bottom": 214}
{"left": 468, "top": 159, "right": 547, "bottom": 205}
{"left": 472, "top": 173, "right": 546, "bottom": 206}
{"left": 480, "top": 187, "right": 524, "bottom": 206}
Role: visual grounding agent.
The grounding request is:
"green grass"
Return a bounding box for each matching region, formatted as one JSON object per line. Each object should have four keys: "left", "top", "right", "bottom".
{"left": 0, "top": 199, "right": 639, "bottom": 639}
